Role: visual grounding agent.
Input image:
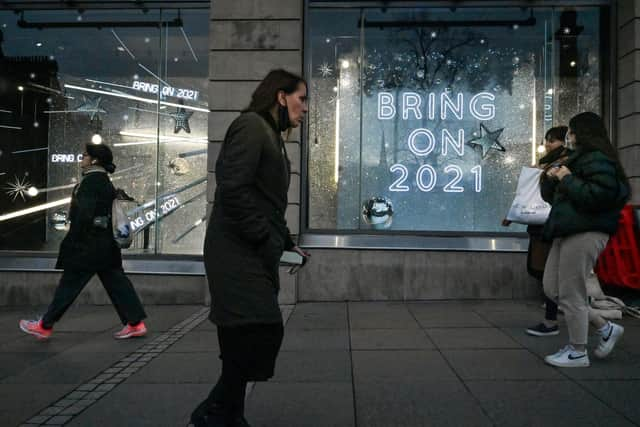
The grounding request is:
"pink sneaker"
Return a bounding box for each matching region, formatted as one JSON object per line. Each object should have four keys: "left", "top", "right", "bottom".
{"left": 19, "top": 319, "right": 52, "bottom": 340}
{"left": 114, "top": 322, "right": 147, "bottom": 339}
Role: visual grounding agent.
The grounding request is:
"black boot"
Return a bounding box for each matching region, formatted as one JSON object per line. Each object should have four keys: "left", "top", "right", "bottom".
{"left": 233, "top": 416, "right": 252, "bottom": 427}
{"left": 190, "top": 402, "right": 226, "bottom": 427}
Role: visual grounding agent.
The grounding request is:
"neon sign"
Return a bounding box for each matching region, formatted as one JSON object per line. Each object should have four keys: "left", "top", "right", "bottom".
{"left": 51, "top": 153, "right": 83, "bottom": 163}
{"left": 131, "top": 81, "right": 199, "bottom": 101}
{"left": 377, "top": 91, "right": 496, "bottom": 193}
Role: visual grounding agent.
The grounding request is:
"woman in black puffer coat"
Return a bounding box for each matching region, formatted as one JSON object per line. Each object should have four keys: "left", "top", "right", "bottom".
{"left": 19, "top": 144, "right": 147, "bottom": 341}
{"left": 541, "top": 112, "right": 630, "bottom": 368}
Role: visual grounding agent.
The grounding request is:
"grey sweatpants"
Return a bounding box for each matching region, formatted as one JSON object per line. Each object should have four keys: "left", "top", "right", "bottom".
{"left": 543, "top": 232, "right": 609, "bottom": 345}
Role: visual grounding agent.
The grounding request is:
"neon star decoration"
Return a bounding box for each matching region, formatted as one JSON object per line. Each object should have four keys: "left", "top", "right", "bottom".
{"left": 5, "top": 175, "right": 31, "bottom": 202}
{"left": 170, "top": 107, "right": 194, "bottom": 134}
{"left": 466, "top": 123, "right": 506, "bottom": 158}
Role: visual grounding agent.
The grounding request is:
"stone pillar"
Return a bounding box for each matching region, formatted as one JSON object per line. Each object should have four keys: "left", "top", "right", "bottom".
{"left": 207, "top": 0, "right": 304, "bottom": 304}
{"left": 618, "top": 0, "right": 640, "bottom": 203}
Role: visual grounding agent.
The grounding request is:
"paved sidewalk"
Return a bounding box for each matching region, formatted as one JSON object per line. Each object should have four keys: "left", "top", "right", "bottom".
{"left": 1, "top": 301, "right": 639, "bottom": 427}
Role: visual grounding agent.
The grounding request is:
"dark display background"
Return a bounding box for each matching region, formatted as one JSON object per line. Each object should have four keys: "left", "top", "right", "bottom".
{"left": 0, "top": 8, "right": 209, "bottom": 254}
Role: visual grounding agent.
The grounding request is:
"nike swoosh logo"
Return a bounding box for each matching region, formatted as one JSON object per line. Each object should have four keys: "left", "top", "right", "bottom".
{"left": 568, "top": 353, "right": 587, "bottom": 360}
{"left": 603, "top": 328, "right": 613, "bottom": 342}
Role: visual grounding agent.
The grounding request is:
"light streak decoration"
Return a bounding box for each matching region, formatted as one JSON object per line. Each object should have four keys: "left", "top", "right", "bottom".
{"left": 63, "top": 84, "right": 209, "bottom": 113}
{"left": 172, "top": 216, "right": 205, "bottom": 243}
{"left": 0, "top": 198, "right": 71, "bottom": 222}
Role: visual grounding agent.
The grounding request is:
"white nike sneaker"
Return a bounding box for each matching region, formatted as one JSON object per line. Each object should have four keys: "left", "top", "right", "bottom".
{"left": 593, "top": 322, "right": 624, "bottom": 359}
{"left": 545, "top": 345, "right": 590, "bottom": 368}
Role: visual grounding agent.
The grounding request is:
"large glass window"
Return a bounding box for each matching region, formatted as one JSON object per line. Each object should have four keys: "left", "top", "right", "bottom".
{"left": 0, "top": 7, "right": 209, "bottom": 254}
{"left": 307, "top": 5, "right": 605, "bottom": 233}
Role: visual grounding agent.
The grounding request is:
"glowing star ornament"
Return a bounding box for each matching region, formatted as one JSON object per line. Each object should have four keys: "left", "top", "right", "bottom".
{"left": 170, "top": 107, "right": 193, "bottom": 134}
{"left": 5, "top": 175, "right": 32, "bottom": 202}
{"left": 466, "top": 123, "right": 506, "bottom": 159}
{"left": 318, "top": 62, "right": 333, "bottom": 77}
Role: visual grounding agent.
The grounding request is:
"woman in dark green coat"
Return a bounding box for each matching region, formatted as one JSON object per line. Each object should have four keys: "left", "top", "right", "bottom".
{"left": 19, "top": 144, "right": 147, "bottom": 340}
{"left": 192, "top": 69, "right": 309, "bottom": 427}
{"left": 541, "top": 112, "right": 630, "bottom": 368}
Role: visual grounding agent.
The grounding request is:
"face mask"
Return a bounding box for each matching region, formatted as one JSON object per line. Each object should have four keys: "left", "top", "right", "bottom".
{"left": 278, "top": 103, "right": 290, "bottom": 132}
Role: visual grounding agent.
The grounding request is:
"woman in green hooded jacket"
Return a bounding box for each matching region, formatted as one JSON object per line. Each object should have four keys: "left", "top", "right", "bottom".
{"left": 541, "top": 112, "right": 630, "bottom": 368}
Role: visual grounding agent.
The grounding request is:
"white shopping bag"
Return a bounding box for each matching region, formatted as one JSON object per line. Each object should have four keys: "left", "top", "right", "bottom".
{"left": 506, "top": 167, "right": 551, "bottom": 225}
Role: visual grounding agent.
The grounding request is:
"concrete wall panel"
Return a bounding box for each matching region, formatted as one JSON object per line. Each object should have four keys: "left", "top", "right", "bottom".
{"left": 211, "top": 0, "right": 301, "bottom": 20}
{"left": 210, "top": 21, "right": 301, "bottom": 50}
{"left": 210, "top": 51, "right": 301, "bottom": 80}
{"left": 297, "top": 250, "right": 538, "bottom": 301}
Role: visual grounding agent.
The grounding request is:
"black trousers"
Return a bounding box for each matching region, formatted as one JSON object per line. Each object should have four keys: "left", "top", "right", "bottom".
{"left": 192, "top": 323, "right": 284, "bottom": 425}
{"left": 527, "top": 236, "right": 558, "bottom": 322}
{"left": 41, "top": 268, "right": 146, "bottom": 329}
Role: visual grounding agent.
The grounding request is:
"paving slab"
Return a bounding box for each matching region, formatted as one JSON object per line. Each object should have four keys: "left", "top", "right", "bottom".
{"left": 2, "top": 351, "right": 127, "bottom": 385}
{"left": 0, "top": 352, "right": 54, "bottom": 381}
{"left": 477, "top": 309, "right": 564, "bottom": 328}
{"left": 2, "top": 301, "right": 640, "bottom": 427}
{"left": 48, "top": 307, "right": 123, "bottom": 332}
{"left": 271, "top": 351, "right": 352, "bottom": 383}
{"left": 67, "top": 383, "right": 211, "bottom": 427}
{"left": 0, "top": 332, "right": 94, "bottom": 354}
{"left": 408, "top": 307, "right": 492, "bottom": 328}
{"left": 618, "top": 325, "right": 640, "bottom": 355}
{"left": 165, "top": 330, "right": 219, "bottom": 353}
{"left": 64, "top": 332, "right": 156, "bottom": 353}
{"left": 246, "top": 382, "right": 355, "bottom": 427}
{"left": 137, "top": 305, "right": 205, "bottom": 332}
{"left": 354, "top": 379, "right": 493, "bottom": 427}
{"left": 467, "top": 380, "right": 637, "bottom": 427}
{"left": 467, "top": 299, "right": 543, "bottom": 313}
{"left": 349, "top": 308, "right": 420, "bottom": 330}
{"left": 442, "top": 349, "right": 563, "bottom": 380}
{"left": 280, "top": 328, "right": 349, "bottom": 351}
{"left": 0, "top": 383, "right": 77, "bottom": 426}
{"left": 426, "top": 327, "right": 520, "bottom": 349}
{"left": 579, "top": 380, "right": 640, "bottom": 425}
{"left": 350, "top": 328, "right": 435, "bottom": 350}
{"left": 352, "top": 350, "right": 458, "bottom": 382}
{"left": 286, "top": 303, "right": 348, "bottom": 329}
{"left": 500, "top": 327, "right": 569, "bottom": 358}
{"left": 124, "top": 352, "right": 220, "bottom": 384}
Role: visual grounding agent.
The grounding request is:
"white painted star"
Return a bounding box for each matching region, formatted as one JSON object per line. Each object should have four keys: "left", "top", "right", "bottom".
{"left": 466, "top": 124, "right": 506, "bottom": 158}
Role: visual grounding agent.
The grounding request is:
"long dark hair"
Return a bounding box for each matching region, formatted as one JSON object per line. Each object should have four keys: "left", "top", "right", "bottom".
{"left": 243, "top": 69, "right": 306, "bottom": 119}
{"left": 568, "top": 112, "right": 630, "bottom": 194}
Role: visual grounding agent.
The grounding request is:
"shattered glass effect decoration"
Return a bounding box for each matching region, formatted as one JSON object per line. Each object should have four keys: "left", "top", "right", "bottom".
{"left": 4, "top": 175, "right": 31, "bottom": 202}
{"left": 318, "top": 62, "right": 333, "bottom": 77}
{"left": 50, "top": 210, "right": 69, "bottom": 231}
{"left": 362, "top": 196, "right": 393, "bottom": 229}
{"left": 168, "top": 158, "right": 190, "bottom": 176}
{"left": 170, "top": 107, "right": 193, "bottom": 134}
{"left": 466, "top": 124, "right": 506, "bottom": 158}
